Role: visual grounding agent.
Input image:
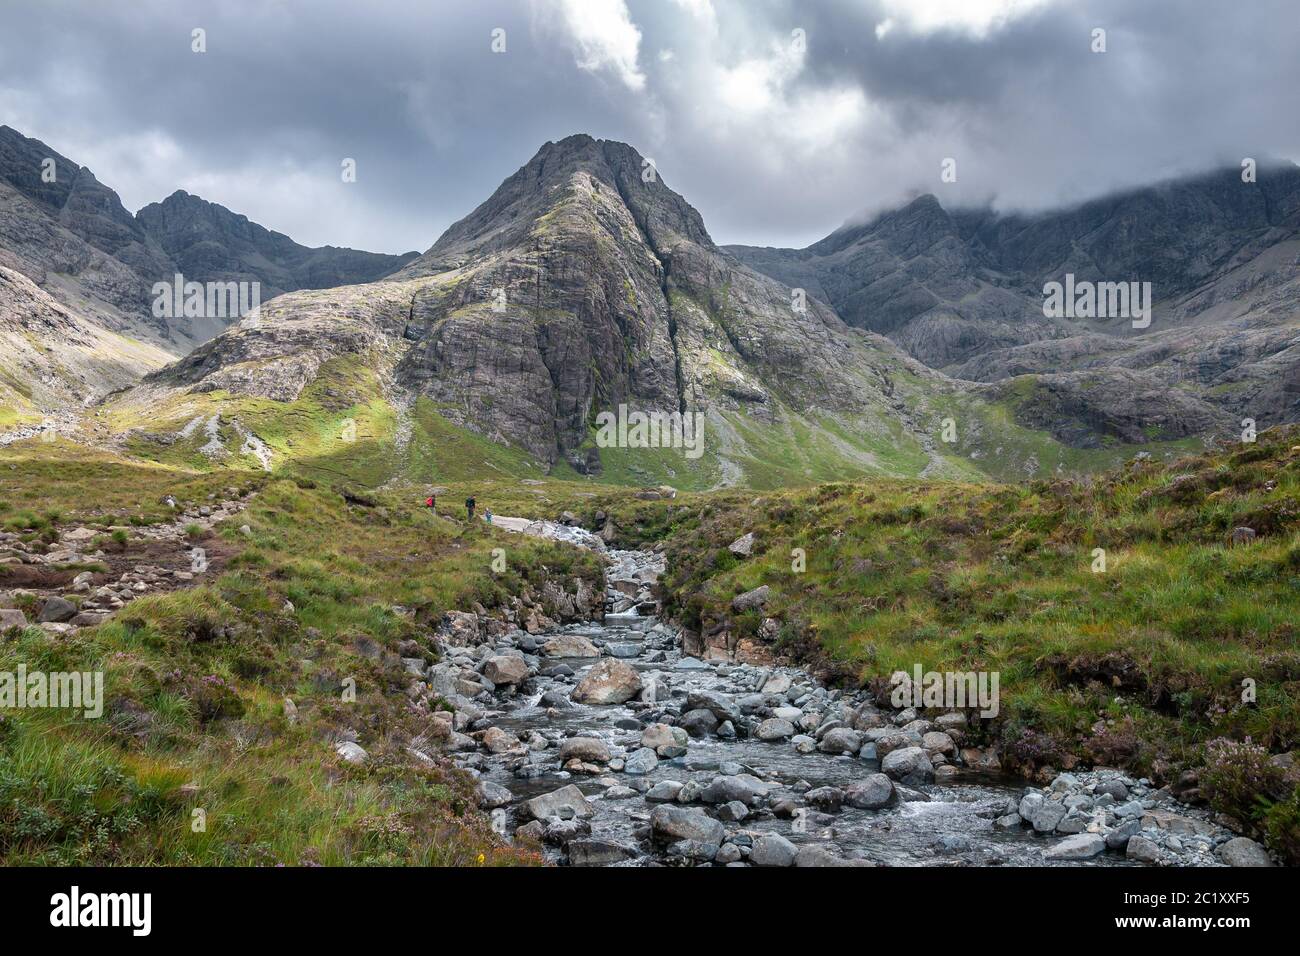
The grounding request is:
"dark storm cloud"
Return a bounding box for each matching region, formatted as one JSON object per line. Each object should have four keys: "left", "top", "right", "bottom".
{"left": 0, "top": 0, "right": 1295, "bottom": 253}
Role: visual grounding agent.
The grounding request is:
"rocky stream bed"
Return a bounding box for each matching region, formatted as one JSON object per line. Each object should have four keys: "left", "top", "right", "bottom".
{"left": 426, "top": 526, "right": 1272, "bottom": 868}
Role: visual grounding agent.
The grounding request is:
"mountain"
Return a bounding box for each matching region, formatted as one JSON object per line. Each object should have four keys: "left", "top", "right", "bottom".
{"left": 728, "top": 164, "right": 1300, "bottom": 447}
{"left": 0, "top": 125, "right": 416, "bottom": 348}
{"left": 0, "top": 264, "right": 173, "bottom": 430}
{"left": 119, "top": 135, "right": 1105, "bottom": 488}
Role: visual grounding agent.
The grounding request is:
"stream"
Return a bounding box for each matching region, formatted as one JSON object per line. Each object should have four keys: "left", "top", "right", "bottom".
{"left": 435, "top": 541, "right": 1230, "bottom": 867}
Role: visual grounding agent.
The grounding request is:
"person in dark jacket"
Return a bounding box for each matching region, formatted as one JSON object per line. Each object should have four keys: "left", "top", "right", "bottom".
{"left": 466, "top": 496, "right": 476, "bottom": 521}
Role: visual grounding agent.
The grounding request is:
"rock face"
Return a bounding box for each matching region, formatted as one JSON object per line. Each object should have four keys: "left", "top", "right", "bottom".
{"left": 730, "top": 163, "right": 1300, "bottom": 448}
{"left": 0, "top": 124, "right": 414, "bottom": 352}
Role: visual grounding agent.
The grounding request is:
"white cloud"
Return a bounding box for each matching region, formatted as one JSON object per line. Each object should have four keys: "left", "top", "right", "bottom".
{"left": 553, "top": 0, "right": 646, "bottom": 91}
{"left": 874, "top": 0, "right": 1056, "bottom": 38}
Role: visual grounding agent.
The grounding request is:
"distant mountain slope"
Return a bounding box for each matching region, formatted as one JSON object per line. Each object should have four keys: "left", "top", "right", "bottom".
{"left": 0, "top": 265, "right": 172, "bottom": 430}
{"left": 729, "top": 164, "right": 1300, "bottom": 446}
{"left": 0, "top": 124, "right": 416, "bottom": 348}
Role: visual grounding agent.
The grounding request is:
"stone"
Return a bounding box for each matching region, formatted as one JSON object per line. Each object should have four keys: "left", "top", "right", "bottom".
{"left": 623, "top": 747, "right": 659, "bottom": 775}
{"left": 37, "top": 596, "right": 77, "bottom": 623}
{"left": 1105, "top": 818, "right": 1141, "bottom": 849}
{"left": 483, "top": 655, "right": 530, "bottom": 686}
{"left": 645, "top": 780, "right": 684, "bottom": 802}
{"left": 0, "top": 608, "right": 28, "bottom": 630}
{"left": 478, "top": 781, "right": 513, "bottom": 809}
{"left": 795, "top": 845, "right": 864, "bottom": 867}
{"left": 922, "top": 731, "right": 956, "bottom": 756}
{"left": 731, "top": 585, "right": 770, "bottom": 613}
{"left": 728, "top": 532, "right": 756, "bottom": 557}
{"left": 541, "top": 633, "right": 601, "bottom": 658}
{"left": 335, "top": 741, "right": 367, "bottom": 764}
{"left": 1044, "top": 833, "right": 1105, "bottom": 860}
{"left": 685, "top": 690, "right": 742, "bottom": 723}
{"left": 1215, "top": 837, "right": 1273, "bottom": 867}
{"left": 523, "top": 784, "right": 594, "bottom": 821}
{"left": 1031, "top": 801, "right": 1067, "bottom": 833}
{"left": 717, "top": 800, "right": 749, "bottom": 822}
{"left": 805, "top": 786, "right": 843, "bottom": 812}
{"left": 880, "top": 746, "right": 934, "bottom": 785}
{"left": 567, "top": 839, "right": 635, "bottom": 866}
{"left": 571, "top": 658, "right": 642, "bottom": 705}
{"left": 844, "top": 774, "right": 894, "bottom": 809}
{"left": 680, "top": 708, "right": 719, "bottom": 738}
{"left": 558, "top": 737, "right": 610, "bottom": 763}
{"left": 817, "top": 727, "right": 862, "bottom": 754}
{"left": 750, "top": 832, "right": 798, "bottom": 867}
{"left": 1126, "top": 836, "right": 1161, "bottom": 864}
{"left": 756, "top": 717, "right": 796, "bottom": 741}
{"left": 481, "top": 726, "right": 522, "bottom": 754}
{"left": 650, "top": 805, "right": 724, "bottom": 847}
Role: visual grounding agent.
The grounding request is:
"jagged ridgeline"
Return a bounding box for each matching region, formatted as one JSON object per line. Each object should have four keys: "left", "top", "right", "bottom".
{"left": 105, "top": 135, "right": 1159, "bottom": 489}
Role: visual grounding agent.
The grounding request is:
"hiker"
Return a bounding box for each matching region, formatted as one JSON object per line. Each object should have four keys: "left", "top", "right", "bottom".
{"left": 424, "top": 492, "right": 436, "bottom": 514}
{"left": 466, "top": 496, "right": 476, "bottom": 521}
{"left": 484, "top": 508, "right": 493, "bottom": 525}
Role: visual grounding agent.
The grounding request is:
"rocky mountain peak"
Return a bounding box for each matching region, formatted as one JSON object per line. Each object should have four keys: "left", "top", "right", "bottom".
{"left": 399, "top": 134, "right": 713, "bottom": 276}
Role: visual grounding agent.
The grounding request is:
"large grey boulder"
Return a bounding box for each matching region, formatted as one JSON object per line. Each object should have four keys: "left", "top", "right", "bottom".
{"left": 1215, "top": 837, "right": 1273, "bottom": 867}
{"left": 880, "top": 746, "right": 934, "bottom": 785}
{"left": 845, "top": 774, "right": 895, "bottom": 809}
{"left": 523, "top": 784, "right": 594, "bottom": 821}
{"left": 750, "top": 832, "right": 798, "bottom": 867}
{"left": 650, "top": 805, "right": 725, "bottom": 847}
{"left": 1044, "top": 833, "right": 1105, "bottom": 860}
{"left": 571, "top": 658, "right": 642, "bottom": 705}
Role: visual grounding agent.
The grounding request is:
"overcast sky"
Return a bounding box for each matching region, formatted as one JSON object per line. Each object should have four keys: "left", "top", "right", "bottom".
{"left": 2, "top": 0, "right": 1297, "bottom": 254}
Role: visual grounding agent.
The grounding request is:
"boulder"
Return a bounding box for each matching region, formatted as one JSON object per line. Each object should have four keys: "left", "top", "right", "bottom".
{"left": 750, "top": 832, "right": 798, "bottom": 867}
{"left": 523, "top": 784, "right": 594, "bottom": 821}
{"left": 0, "top": 608, "right": 28, "bottom": 630}
{"left": 731, "top": 585, "right": 770, "bottom": 613}
{"left": 571, "top": 658, "right": 642, "bottom": 705}
{"left": 880, "top": 746, "right": 934, "bottom": 785}
{"left": 483, "top": 655, "right": 530, "bottom": 686}
{"left": 728, "top": 532, "right": 756, "bottom": 557}
{"left": 37, "top": 596, "right": 77, "bottom": 624}
{"left": 558, "top": 737, "right": 611, "bottom": 763}
{"left": 541, "top": 633, "right": 601, "bottom": 658}
{"left": 845, "top": 774, "right": 894, "bottom": 810}
{"left": 1215, "top": 837, "right": 1273, "bottom": 867}
{"left": 568, "top": 839, "right": 636, "bottom": 866}
{"left": 1044, "top": 833, "right": 1105, "bottom": 860}
{"left": 817, "top": 727, "right": 862, "bottom": 754}
{"left": 755, "top": 717, "right": 796, "bottom": 741}
{"left": 685, "top": 690, "right": 742, "bottom": 723}
{"left": 623, "top": 747, "right": 659, "bottom": 775}
{"left": 650, "top": 805, "right": 724, "bottom": 847}
{"left": 680, "top": 708, "right": 719, "bottom": 738}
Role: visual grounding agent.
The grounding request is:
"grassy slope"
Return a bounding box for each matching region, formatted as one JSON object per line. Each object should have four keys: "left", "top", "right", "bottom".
{"left": 0, "top": 443, "right": 602, "bottom": 865}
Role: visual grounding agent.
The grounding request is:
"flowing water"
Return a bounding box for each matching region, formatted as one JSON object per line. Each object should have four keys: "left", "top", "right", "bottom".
{"left": 463, "top": 548, "right": 1136, "bottom": 867}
